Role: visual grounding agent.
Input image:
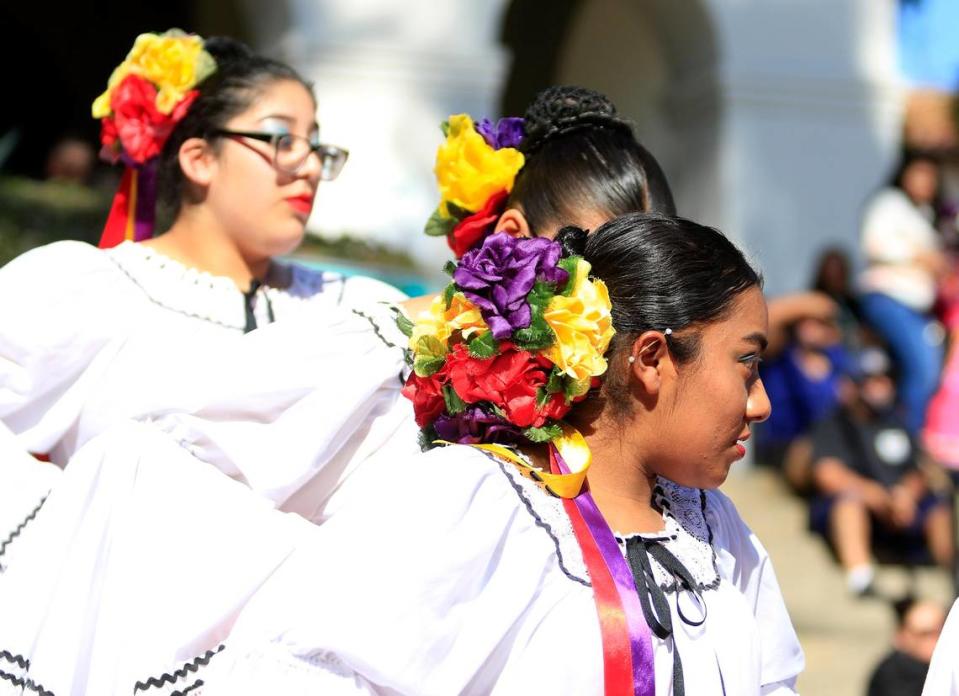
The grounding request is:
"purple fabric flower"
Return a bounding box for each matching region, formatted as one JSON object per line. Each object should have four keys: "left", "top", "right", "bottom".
{"left": 434, "top": 406, "right": 523, "bottom": 445}
{"left": 476, "top": 117, "right": 526, "bottom": 150}
{"left": 454, "top": 234, "right": 568, "bottom": 340}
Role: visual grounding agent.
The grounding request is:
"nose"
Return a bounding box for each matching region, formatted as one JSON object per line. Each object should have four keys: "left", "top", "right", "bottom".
{"left": 746, "top": 376, "right": 771, "bottom": 423}
{"left": 297, "top": 148, "right": 323, "bottom": 184}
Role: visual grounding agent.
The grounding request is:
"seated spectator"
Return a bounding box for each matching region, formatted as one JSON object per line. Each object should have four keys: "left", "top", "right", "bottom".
{"left": 44, "top": 136, "right": 95, "bottom": 186}
{"left": 808, "top": 347, "right": 954, "bottom": 596}
{"left": 867, "top": 597, "right": 945, "bottom": 696}
{"left": 759, "top": 311, "right": 850, "bottom": 490}
{"left": 812, "top": 246, "right": 863, "bottom": 351}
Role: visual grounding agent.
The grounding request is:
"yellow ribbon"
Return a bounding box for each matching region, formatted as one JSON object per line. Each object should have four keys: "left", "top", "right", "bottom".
{"left": 437, "top": 423, "right": 591, "bottom": 498}
{"left": 125, "top": 168, "right": 139, "bottom": 242}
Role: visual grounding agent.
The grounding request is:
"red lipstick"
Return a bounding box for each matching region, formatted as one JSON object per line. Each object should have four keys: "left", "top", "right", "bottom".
{"left": 286, "top": 195, "right": 314, "bottom": 215}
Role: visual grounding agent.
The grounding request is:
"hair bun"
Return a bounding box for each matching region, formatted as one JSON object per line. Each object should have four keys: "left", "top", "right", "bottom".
{"left": 202, "top": 36, "right": 254, "bottom": 67}
{"left": 520, "top": 85, "right": 631, "bottom": 155}
{"left": 554, "top": 225, "right": 589, "bottom": 258}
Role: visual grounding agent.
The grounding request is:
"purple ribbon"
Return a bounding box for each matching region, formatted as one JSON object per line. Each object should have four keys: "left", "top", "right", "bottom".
{"left": 133, "top": 161, "right": 159, "bottom": 242}
{"left": 553, "top": 447, "right": 656, "bottom": 696}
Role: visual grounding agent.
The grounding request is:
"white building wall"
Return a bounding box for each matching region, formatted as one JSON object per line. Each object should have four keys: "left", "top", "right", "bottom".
{"left": 243, "top": 0, "right": 906, "bottom": 296}
{"left": 706, "top": 0, "right": 904, "bottom": 294}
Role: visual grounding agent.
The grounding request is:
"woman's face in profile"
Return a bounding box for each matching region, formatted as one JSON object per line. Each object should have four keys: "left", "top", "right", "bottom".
{"left": 651, "top": 286, "right": 771, "bottom": 489}
{"left": 902, "top": 160, "right": 939, "bottom": 205}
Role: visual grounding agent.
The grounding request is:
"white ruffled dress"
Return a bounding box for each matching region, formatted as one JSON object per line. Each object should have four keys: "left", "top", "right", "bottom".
{"left": 0, "top": 423, "right": 804, "bottom": 696}
{"left": 0, "top": 239, "right": 405, "bottom": 564}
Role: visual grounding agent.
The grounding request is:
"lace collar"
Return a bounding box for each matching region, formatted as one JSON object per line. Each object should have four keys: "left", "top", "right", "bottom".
{"left": 492, "top": 455, "right": 720, "bottom": 594}
{"left": 105, "top": 241, "right": 328, "bottom": 330}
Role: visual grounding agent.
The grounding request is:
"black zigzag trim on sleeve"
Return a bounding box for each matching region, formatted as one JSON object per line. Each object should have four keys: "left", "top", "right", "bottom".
{"left": 0, "top": 651, "right": 29, "bottom": 670}
{"left": 133, "top": 644, "right": 225, "bottom": 693}
{"left": 0, "top": 668, "right": 54, "bottom": 696}
{"left": 0, "top": 495, "right": 48, "bottom": 560}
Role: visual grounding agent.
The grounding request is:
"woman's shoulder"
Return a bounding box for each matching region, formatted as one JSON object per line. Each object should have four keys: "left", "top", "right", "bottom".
{"left": 2, "top": 240, "right": 116, "bottom": 281}
{"left": 281, "top": 262, "right": 408, "bottom": 306}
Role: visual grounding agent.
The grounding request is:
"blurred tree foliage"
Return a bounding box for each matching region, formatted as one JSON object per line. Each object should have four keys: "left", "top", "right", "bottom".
{"left": 0, "top": 176, "right": 418, "bottom": 270}
{"left": 0, "top": 177, "right": 108, "bottom": 266}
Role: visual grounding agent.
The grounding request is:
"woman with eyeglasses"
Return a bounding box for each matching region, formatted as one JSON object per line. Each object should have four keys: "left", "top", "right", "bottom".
{"left": 0, "top": 32, "right": 404, "bottom": 561}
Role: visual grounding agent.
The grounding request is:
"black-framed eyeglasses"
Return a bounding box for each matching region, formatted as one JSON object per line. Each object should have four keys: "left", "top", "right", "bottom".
{"left": 213, "top": 130, "right": 349, "bottom": 181}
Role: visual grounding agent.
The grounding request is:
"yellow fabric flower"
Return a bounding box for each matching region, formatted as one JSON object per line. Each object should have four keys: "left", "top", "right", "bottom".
{"left": 434, "top": 114, "right": 524, "bottom": 217}
{"left": 91, "top": 29, "right": 216, "bottom": 118}
{"left": 409, "top": 292, "right": 487, "bottom": 354}
{"left": 544, "top": 259, "right": 616, "bottom": 382}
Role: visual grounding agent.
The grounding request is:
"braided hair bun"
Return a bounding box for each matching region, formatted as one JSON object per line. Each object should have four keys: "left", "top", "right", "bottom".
{"left": 520, "top": 86, "right": 633, "bottom": 155}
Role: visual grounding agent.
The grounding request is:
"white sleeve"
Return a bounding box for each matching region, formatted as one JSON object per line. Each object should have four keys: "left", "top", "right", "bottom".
{"left": 0, "top": 420, "right": 314, "bottom": 696}
{"left": 0, "top": 422, "right": 61, "bottom": 567}
{"left": 204, "top": 447, "right": 566, "bottom": 696}
{"left": 0, "top": 241, "right": 130, "bottom": 456}
{"left": 923, "top": 599, "right": 959, "bottom": 696}
{"left": 706, "top": 489, "right": 805, "bottom": 691}
{"left": 137, "top": 306, "right": 413, "bottom": 509}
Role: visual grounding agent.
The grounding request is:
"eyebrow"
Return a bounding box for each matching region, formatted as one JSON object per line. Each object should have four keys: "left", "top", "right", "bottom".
{"left": 743, "top": 332, "right": 768, "bottom": 352}
{"left": 257, "top": 114, "right": 320, "bottom": 131}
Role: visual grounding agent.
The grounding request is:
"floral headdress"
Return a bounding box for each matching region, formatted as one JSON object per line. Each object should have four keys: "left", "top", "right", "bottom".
{"left": 424, "top": 114, "right": 526, "bottom": 258}
{"left": 398, "top": 231, "right": 615, "bottom": 449}
{"left": 92, "top": 29, "right": 216, "bottom": 248}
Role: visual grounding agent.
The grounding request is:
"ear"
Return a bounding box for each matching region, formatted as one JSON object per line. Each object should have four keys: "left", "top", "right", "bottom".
{"left": 495, "top": 207, "right": 531, "bottom": 238}
{"left": 628, "top": 331, "right": 674, "bottom": 396}
{"left": 177, "top": 137, "right": 218, "bottom": 189}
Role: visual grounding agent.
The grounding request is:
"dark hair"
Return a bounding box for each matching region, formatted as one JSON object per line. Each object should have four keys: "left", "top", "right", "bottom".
{"left": 559, "top": 213, "right": 762, "bottom": 414}
{"left": 889, "top": 148, "right": 940, "bottom": 191}
{"left": 508, "top": 86, "right": 676, "bottom": 233}
{"left": 156, "top": 37, "right": 313, "bottom": 220}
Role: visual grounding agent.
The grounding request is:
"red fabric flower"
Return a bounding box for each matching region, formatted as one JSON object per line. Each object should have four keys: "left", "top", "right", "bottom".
{"left": 448, "top": 190, "right": 509, "bottom": 258}
{"left": 446, "top": 343, "right": 557, "bottom": 428}
{"left": 99, "top": 118, "right": 120, "bottom": 164}
{"left": 108, "top": 75, "right": 197, "bottom": 164}
{"left": 402, "top": 370, "right": 448, "bottom": 428}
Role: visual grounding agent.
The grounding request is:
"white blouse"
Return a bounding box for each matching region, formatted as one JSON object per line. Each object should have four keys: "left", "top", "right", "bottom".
{"left": 206, "top": 445, "right": 805, "bottom": 696}
{"left": 0, "top": 239, "right": 406, "bottom": 462}
{"left": 0, "top": 239, "right": 405, "bottom": 569}
{"left": 859, "top": 188, "right": 941, "bottom": 311}
{"left": 0, "top": 426, "right": 804, "bottom": 696}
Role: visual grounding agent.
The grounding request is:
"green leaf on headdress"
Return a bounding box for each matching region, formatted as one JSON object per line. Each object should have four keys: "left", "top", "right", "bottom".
{"left": 425, "top": 207, "right": 458, "bottom": 237}
{"left": 442, "top": 384, "right": 467, "bottom": 415}
{"left": 440, "top": 120, "right": 450, "bottom": 137}
{"left": 546, "top": 368, "right": 564, "bottom": 394}
{"left": 467, "top": 331, "right": 498, "bottom": 359}
{"left": 413, "top": 335, "right": 447, "bottom": 377}
{"left": 513, "top": 281, "right": 556, "bottom": 351}
{"left": 563, "top": 376, "right": 592, "bottom": 402}
{"left": 557, "top": 256, "right": 581, "bottom": 296}
{"left": 512, "top": 319, "right": 554, "bottom": 352}
{"left": 443, "top": 261, "right": 457, "bottom": 277}
{"left": 419, "top": 424, "right": 439, "bottom": 451}
{"left": 393, "top": 308, "right": 414, "bottom": 338}
{"left": 442, "top": 283, "right": 456, "bottom": 309}
{"left": 490, "top": 404, "right": 507, "bottom": 420}
{"left": 535, "top": 386, "right": 551, "bottom": 409}
{"left": 445, "top": 202, "right": 472, "bottom": 219}
{"left": 523, "top": 424, "right": 563, "bottom": 443}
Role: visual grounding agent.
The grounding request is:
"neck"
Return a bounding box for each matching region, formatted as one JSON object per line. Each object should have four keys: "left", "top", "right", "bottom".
{"left": 142, "top": 206, "right": 270, "bottom": 291}
{"left": 581, "top": 428, "right": 664, "bottom": 535}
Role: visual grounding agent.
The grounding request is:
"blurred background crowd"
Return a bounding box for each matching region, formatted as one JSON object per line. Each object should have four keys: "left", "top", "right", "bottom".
{"left": 3, "top": 0, "right": 959, "bottom": 693}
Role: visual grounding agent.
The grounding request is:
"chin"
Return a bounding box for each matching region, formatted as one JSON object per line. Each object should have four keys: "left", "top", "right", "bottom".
{"left": 265, "top": 225, "right": 306, "bottom": 258}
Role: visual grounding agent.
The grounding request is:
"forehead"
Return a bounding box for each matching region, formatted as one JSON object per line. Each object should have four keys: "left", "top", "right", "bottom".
{"left": 230, "top": 79, "right": 317, "bottom": 126}
{"left": 699, "top": 286, "right": 768, "bottom": 346}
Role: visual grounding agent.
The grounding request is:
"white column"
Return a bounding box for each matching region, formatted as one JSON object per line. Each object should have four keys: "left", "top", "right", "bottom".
{"left": 706, "top": 0, "right": 903, "bottom": 295}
